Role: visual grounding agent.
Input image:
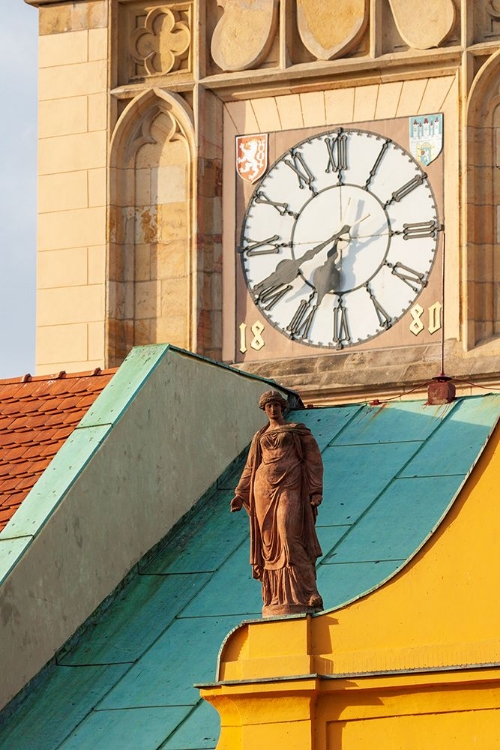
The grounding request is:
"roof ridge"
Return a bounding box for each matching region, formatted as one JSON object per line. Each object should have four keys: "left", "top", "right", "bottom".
{"left": 0, "top": 368, "right": 118, "bottom": 386}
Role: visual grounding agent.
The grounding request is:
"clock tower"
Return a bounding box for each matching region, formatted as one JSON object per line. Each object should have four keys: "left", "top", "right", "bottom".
{"left": 237, "top": 125, "right": 442, "bottom": 353}
{"left": 28, "top": 0, "right": 500, "bottom": 402}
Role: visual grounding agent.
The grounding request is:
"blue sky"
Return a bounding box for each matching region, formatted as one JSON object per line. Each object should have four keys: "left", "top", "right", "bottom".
{"left": 0, "top": 3, "right": 38, "bottom": 378}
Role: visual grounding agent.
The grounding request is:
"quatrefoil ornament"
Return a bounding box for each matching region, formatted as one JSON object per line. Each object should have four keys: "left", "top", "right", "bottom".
{"left": 131, "top": 7, "right": 191, "bottom": 76}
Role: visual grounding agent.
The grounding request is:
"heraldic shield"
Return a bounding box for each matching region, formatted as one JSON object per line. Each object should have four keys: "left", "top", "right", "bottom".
{"left": 409, "top": 113, "right": 444, "bottom": 167}
{"left": 236, "top": 134, "right": 268, "bottom": 184}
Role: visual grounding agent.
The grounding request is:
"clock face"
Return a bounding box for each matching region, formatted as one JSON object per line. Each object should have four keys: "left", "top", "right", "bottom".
{"left": 239, "top": 128, "right": 440, "bottom": 348}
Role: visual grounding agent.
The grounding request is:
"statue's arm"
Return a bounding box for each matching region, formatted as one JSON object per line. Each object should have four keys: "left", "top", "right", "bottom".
{"left": 301, "top": 429, "right": 324, "bottom": 506}
{"left": 230, "top": 435, "right": 257, "bottom": 513}
{"left": 231, "top": 465, "right": 251, "bottom": 513}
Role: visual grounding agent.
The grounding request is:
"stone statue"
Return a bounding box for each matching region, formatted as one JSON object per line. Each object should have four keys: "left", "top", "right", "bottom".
{"left": 231, "top": 390, "right": 324, "bottom": 617}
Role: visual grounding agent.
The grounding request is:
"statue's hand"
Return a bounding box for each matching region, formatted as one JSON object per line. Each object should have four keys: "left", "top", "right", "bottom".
{"left": 253, "top": 565, "right": 263, "bottom": 580}
{"left": 230, "top": 495, "right": 243, "bottom": 512}
{"left": 310, "top": 493, "right": 322, "bottom": 507}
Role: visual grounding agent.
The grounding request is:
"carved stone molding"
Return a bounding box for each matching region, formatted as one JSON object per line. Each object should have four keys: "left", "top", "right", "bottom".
{"left": 208, "top": 0, "right": 460, "bottom": 72}
{"left": 387, "top": 0, "right": 456, "bottom": 50}
{"left": 296, "top": 0, "right": 368, "bottom": 61}
{"left": 25, "top": 0, "right": 86, "bottom": 5}
{"left": 485, "top": 0, "right": 500, "bottom": 39}
{"left": 124, "top": 102, "right": 189, "bottom": 164}
{"left": 211, "top": 0, "right": 279, "bottom": 72}
{"left": 108, "top": 88, "right": 195, "bottom": 362}
{"left": 465, "top": 48, "right": 500, "bottom": 348}
{"left": 470, "top": 1, "right": 500, "bottom": 44}
{"left": 488, "top": 0, "right": 500, "bottom": 23}
{"left": 125, "top": 2, "right": 192, "bottom": 81}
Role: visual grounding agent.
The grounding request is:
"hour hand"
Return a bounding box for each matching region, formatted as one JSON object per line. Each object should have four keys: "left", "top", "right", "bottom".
{"left": 254, "top": 257, "right": 300, "bottom": 296}
{"left": 312, "top": 213, "right": 372, "bottom": 304}
{"left": 254, "top": 227, "right": 350, "bottom": 297}
{"left": 313, "top": 250, "right": 342, "bottom": 306}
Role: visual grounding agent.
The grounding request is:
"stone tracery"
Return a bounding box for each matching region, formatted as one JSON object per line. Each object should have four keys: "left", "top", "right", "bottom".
{"left": 130, "top": 6, "right": 191, "bottom": 76}
{"left": 108, "top": 89, "right": 194, "bottom": 365}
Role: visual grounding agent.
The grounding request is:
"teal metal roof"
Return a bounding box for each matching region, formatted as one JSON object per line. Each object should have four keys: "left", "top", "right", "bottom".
{"left": 1, "top": 395, "right": 499, "bottom": 749}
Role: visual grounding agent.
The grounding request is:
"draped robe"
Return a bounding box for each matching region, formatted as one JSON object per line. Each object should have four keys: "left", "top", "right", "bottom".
{"left": 235, "top": 422, "right": 324, "bottom": 616}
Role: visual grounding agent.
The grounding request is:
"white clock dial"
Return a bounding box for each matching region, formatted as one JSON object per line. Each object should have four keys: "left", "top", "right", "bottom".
{"left": 239, "top": 128, "right": 441, "bottom": 348}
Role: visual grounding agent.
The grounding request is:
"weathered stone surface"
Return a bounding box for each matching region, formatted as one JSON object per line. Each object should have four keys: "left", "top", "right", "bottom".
{"left": 236, "top": 341, "right": 500, "bottom": 403}
{"left": 38, "top": 1, "right": 107, "bottom": 35}
{"left": 211, "top": 0, "right": 278, "bottom": 72}
{"left": 388, "top": 0, "right": 456, "bottom": 50}
{"left": 29, "top": 0, "right": 500, "bottom": 391}
{"left": 296, "top": 0, "right": 368, "bottom": 60}
{"left": 129, "top": 6, "right": 192, "bottom": 78}
{"left": 473, "top": 2, "right": 500, "bottom": 45}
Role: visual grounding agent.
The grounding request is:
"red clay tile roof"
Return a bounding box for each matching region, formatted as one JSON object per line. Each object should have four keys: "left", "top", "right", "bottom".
{"left": 0, "top": 368, "right": 116, "bottom": 532}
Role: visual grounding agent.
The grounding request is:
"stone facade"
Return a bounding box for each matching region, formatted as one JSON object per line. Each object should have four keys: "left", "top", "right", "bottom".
{"left": 26, "top": 0, "right": 500, "bottom": 401}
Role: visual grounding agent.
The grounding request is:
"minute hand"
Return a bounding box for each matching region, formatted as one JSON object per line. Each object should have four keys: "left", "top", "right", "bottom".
{"left": 254, "top": 224, "right": 351, "bottom": 296}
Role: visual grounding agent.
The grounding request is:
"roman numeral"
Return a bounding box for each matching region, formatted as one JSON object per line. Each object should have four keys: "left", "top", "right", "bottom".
{"left": 333, "top": 299, "right": 351, "bottom": 349}
{"left": 365, "top": 140, "right": 390, "bottom": 190}
{"left": 385, "top": 174, "right": 426, "bottom": 207}
{"left": 325, "top": 131, "right": 348, "bottom": 180}
{"left": 386, "top": 262, "right": 427, "bottom": 293}
{"left": 366, "top": 285, "right": 392, "bottom": 329}
{"left": 254, "top": 191, "right": 298, "bottom": 218}
{"left": 399, "top": 220, "right": 438, "bottom": 240}
{"left": 283, "top": 149, "right": 316, "bottom": 192}
{"left": 287, "top": 294, "right": 317, "bottom": 339}
{"left": 255, "top": 282, "right": 293, "bottom": 310}
{"left": 241, "top": 235, "right": 286, "bottom": 257}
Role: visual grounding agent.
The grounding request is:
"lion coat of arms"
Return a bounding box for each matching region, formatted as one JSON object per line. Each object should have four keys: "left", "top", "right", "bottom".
{"left": 236, "top": 134, "right": 268, "bottom": 183}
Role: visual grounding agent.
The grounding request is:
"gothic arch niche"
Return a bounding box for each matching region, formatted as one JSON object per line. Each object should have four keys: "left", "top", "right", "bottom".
{"left": 108, "top": 89, "right": 195, "bottom": 366}
{"left": 466, "top": 50, "right": 500, "bottom": 349}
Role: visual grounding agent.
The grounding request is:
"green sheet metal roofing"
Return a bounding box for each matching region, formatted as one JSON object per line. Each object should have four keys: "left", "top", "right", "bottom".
{"left": 1, "top": 394, "right": 500, "bottom": 749}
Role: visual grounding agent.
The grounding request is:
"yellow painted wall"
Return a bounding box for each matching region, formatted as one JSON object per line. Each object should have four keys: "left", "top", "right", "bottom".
{"left": 318, "top": 671, "right": 500, "bottom": 749}
{"left": 202, "top": 420, "right": 500, "bottom": 748}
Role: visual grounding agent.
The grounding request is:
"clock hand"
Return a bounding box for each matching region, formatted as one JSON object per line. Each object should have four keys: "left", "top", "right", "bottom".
{"left": 254, "top": 214, "right": 371, "bottom": 298}
{"left": 339, "top": 197, "right": 351, "bottom": 228}
{"left": 254, "top": 226, "right": 350, "bottom": 296}
{"left": 312, "top": 214, "right": 371, "bottom": 305}
{"left": 313, "top": 246, "right": 342, "bottom": 306}
{"left": 348, "top": 213, "right": 371, "bottom": 234}
{"left": 255, "top": 213, "right": 370, "bottom": 294}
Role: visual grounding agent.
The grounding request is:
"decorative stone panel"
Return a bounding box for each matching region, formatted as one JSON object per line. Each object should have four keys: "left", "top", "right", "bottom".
{"left": 380, "top": 0, "right": 458, "bottom": 56}
{"left": 295, "top": 0, "right": 368, "bottom": 61}
{"left": 108, "top": 90, "right": 194, "bottom": 364}
{"left": 208, "top": 0, "right": 460, "bottom": 72}
{"left": 465, "top": 49, "right": 500, "bottom": 348}
{"left": 473, "top": 0, "right": 500, "bottom": 44}
{"left": 210, "top": 0, "right": 279, "bottom": 73}
{"left": 387, "top": 0, "right": 456, "bottom": 50}
{"left": 119, "top": 1, "right": 192, "bottom": 85}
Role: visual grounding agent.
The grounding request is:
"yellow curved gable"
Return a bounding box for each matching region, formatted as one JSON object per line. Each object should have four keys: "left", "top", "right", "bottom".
{"left": 202, "top": 421, "right": 500, "bottom": 748}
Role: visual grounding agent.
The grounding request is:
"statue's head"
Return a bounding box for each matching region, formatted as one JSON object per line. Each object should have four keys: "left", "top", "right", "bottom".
{"left": 258, "top": 390, "right": 287, "bottom": 411}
